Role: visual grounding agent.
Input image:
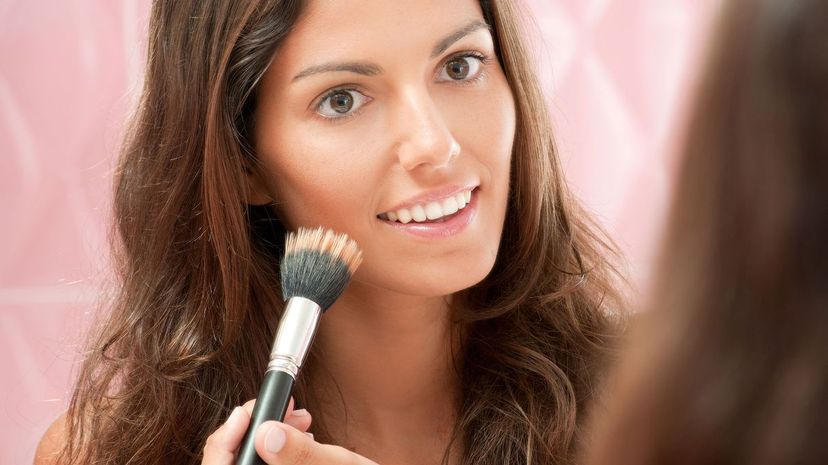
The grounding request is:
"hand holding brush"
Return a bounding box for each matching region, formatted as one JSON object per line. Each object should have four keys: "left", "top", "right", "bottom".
{"left": 215, "top": 226, "right": 371, "bottom": 465}
{"left": 202, "top": 395, "right": 378, "bottom": 465}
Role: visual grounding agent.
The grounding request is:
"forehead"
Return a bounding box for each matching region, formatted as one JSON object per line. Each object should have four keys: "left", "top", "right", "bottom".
{"left": 270, "top": 0, "right": 488, "bottom": 77}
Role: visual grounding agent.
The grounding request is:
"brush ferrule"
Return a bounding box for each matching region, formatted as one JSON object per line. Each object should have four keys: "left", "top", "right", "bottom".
{"left": 266, "top": 297, "right": 322, "bottom": 378}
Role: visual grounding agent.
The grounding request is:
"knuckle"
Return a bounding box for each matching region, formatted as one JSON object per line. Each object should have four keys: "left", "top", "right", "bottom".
{"left": 288, "top": 439, "right": 315, "bottom": 465}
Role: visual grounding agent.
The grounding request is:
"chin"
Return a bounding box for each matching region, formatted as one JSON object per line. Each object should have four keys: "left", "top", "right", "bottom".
{"left": 393, "top": 255, "right": 498, "bottom": 298}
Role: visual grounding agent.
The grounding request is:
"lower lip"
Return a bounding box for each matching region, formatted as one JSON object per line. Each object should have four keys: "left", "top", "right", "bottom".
{"left": 378, "top": 189, "right": 479, "bottom": 239}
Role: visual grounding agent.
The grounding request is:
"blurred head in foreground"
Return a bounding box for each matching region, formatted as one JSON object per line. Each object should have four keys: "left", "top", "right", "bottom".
{"left": 585, "top": 0, "right": 828, "bottom": 463}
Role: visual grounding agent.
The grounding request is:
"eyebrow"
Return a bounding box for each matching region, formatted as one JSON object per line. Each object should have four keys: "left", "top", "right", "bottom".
{"left": 291, "top": 19, "right": 492, "bottom": 84}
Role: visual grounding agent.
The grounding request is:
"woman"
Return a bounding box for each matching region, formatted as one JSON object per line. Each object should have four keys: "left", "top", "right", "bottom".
{"left": 584, "top": 0, "right": 828, "bottom": 463}
{"left": 36, "top": 0, "right": 626, "bottom": 464}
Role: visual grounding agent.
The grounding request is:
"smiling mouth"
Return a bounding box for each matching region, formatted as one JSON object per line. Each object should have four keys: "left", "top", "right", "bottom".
{"left": 377, "top": 187, "right": 477, "bottom": 224}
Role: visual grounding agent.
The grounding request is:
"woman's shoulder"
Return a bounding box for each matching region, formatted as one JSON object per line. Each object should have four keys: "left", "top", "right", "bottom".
{"left": 33, "top": 412, "right": 68, "bottom": 465}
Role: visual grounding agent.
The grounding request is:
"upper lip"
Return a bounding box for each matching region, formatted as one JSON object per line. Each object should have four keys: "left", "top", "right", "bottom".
{"left": 378, "top": 183, "right": 479, "bottom": 215}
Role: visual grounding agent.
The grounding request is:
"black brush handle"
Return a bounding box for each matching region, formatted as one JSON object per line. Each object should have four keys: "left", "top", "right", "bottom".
{"left": 235, "top": 370, "right": 295, "bottom": 465}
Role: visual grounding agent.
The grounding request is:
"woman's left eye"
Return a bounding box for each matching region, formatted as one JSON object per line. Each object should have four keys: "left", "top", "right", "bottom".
{"left": 436, "top": 52, "right": 489, "bottom": 84}
{"left": 314, "top": 52, "right": 491, "bottom": 122}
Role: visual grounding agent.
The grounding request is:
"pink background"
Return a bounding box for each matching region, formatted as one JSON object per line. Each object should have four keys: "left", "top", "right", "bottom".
{"left": 0, "top": 1, "right": 716, "bottom": 462}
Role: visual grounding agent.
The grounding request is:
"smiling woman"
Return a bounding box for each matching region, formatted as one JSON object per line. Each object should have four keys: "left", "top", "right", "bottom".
{"left": 35, "top": 1, "right": 627, "bottom": 464}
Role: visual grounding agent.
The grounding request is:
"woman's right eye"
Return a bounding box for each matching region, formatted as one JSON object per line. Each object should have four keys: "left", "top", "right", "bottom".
{"left": 315, "top": 88, "right": 371, "bottom": 121}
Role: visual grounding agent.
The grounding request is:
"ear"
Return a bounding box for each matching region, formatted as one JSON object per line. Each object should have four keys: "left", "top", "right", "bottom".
{"left": 245, "top": 166, "right": 275, "bottom": 206}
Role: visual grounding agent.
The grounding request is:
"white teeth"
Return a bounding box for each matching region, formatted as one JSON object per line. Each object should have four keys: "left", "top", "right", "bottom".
{"left": 455, "top": 192, "right": 467, "bottom": 209}
{"left": 441, "top": 196, "right": 458, "bottom": 215}
{"left": 410, "top": 204, "right": 427, "bottom": 222}
{"left": 424, "top": 201, "right": 442, "bottom": 220}
{"left": 380, "top": 188, "right": 475, "bottom": 223}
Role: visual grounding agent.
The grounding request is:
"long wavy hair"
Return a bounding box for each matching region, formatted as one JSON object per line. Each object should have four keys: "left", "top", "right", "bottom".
{"left": 59, "top": 1, "right": 627, "bottom": 463}
{"left": 584, "top": 0, "right": 828, "bottom": 463}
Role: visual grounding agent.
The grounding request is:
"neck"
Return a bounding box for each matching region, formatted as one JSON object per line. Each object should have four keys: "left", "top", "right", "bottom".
{"left": 308, "top": 281, "right": 464, "bottom": 460}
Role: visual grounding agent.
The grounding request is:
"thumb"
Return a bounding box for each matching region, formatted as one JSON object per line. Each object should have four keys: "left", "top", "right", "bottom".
{"left": 254, "top": 421, "right": 378, "bottom": 465}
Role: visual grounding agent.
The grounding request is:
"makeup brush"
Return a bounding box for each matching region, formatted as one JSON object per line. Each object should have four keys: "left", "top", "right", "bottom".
{"left": 236, "top": 226, "right": 363, "bottom": 465}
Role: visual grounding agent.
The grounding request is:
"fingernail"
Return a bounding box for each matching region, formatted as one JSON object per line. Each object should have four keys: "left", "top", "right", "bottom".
{"left": 265, "top": 424, "right": 287, "bottom": 453}
{"left": 305, "top": 432, "right": 314, "bottom": 440}
{"left": 292, "top": 408, "right": 309, "bottom": 417}
{"left": 225, "top": 406, "right": 242, "bottom": 425}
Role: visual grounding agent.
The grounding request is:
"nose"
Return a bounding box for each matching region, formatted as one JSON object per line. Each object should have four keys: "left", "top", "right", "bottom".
{"left": 392, "top": 87, "right": 460, "bottom": 172}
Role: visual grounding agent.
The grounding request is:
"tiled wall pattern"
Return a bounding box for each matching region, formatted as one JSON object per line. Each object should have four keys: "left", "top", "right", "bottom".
{"left": 0, "top": 1, "right": 716, "bottom": 462}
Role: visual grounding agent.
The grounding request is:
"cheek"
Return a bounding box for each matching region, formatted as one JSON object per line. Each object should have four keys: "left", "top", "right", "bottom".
{"left": 463, "top": 82, "right": 516, "bottom": 258}
{"left": 478, "top": 82, "right": 516, "bottom": 169}
{"left": 448, "top": 73, "right": 516, "bottom": 172}
{"left": 257, "top": 128, "right": 381, "bottom": 234}
{"left": 461, "top": 80, "right": 516, "bottom": 208}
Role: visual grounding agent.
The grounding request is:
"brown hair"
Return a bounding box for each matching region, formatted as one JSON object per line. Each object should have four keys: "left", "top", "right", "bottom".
{"left": 584, "top": 0, "right": 828, "bottom": 463}
{"left": 59, "top": 1, "right": 626, "bottom": 463}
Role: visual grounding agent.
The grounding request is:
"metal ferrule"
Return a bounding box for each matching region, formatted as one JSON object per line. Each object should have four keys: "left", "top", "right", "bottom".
{"left": 266, "top": 297, "right": 322, "bottom": 379}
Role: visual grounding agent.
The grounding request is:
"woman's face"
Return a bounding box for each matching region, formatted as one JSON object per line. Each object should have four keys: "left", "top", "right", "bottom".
{"left": 252, "top": 0, "right": 516, "bottom": 298}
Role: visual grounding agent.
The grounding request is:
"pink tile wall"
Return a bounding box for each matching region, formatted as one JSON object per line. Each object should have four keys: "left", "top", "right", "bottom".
{"left": 0, "top": 1, "right": 715, "bottom": 462}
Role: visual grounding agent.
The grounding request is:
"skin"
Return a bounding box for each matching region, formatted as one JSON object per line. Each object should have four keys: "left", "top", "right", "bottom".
{"left": 36, "top": 0, "right": 516, "bottom": 463}
{"left": 33, "top": 398, "right": 314, "bottom": 464}
{"left": 203, "top": 398, "right": 379, "bottom": 465}
{"left": 245, "top": 0, "right": 517, "bottom": 463}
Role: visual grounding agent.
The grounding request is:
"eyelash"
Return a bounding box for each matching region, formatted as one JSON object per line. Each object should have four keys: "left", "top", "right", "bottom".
{"left": 314, "top": 51, "right": 492, "bottom": 124}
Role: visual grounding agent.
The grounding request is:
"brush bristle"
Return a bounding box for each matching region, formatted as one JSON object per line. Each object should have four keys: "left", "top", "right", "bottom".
{"left": 280, "top": 227, "right": 363, "bottom": 311}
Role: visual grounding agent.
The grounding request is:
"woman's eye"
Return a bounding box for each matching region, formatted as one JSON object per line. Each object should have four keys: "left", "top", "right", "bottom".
{"left": 316, "top": 88, "right": 371, "bottom": 120}
{"left": 437, "top": 53, "right": 488, "bottom": 83}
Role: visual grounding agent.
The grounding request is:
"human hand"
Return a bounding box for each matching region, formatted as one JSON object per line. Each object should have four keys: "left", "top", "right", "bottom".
{"left": 202, "top": 397, "right": 378, "bottom": 464}
{"left": 202, "top": 397, "right": 310, "bottom": 464}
